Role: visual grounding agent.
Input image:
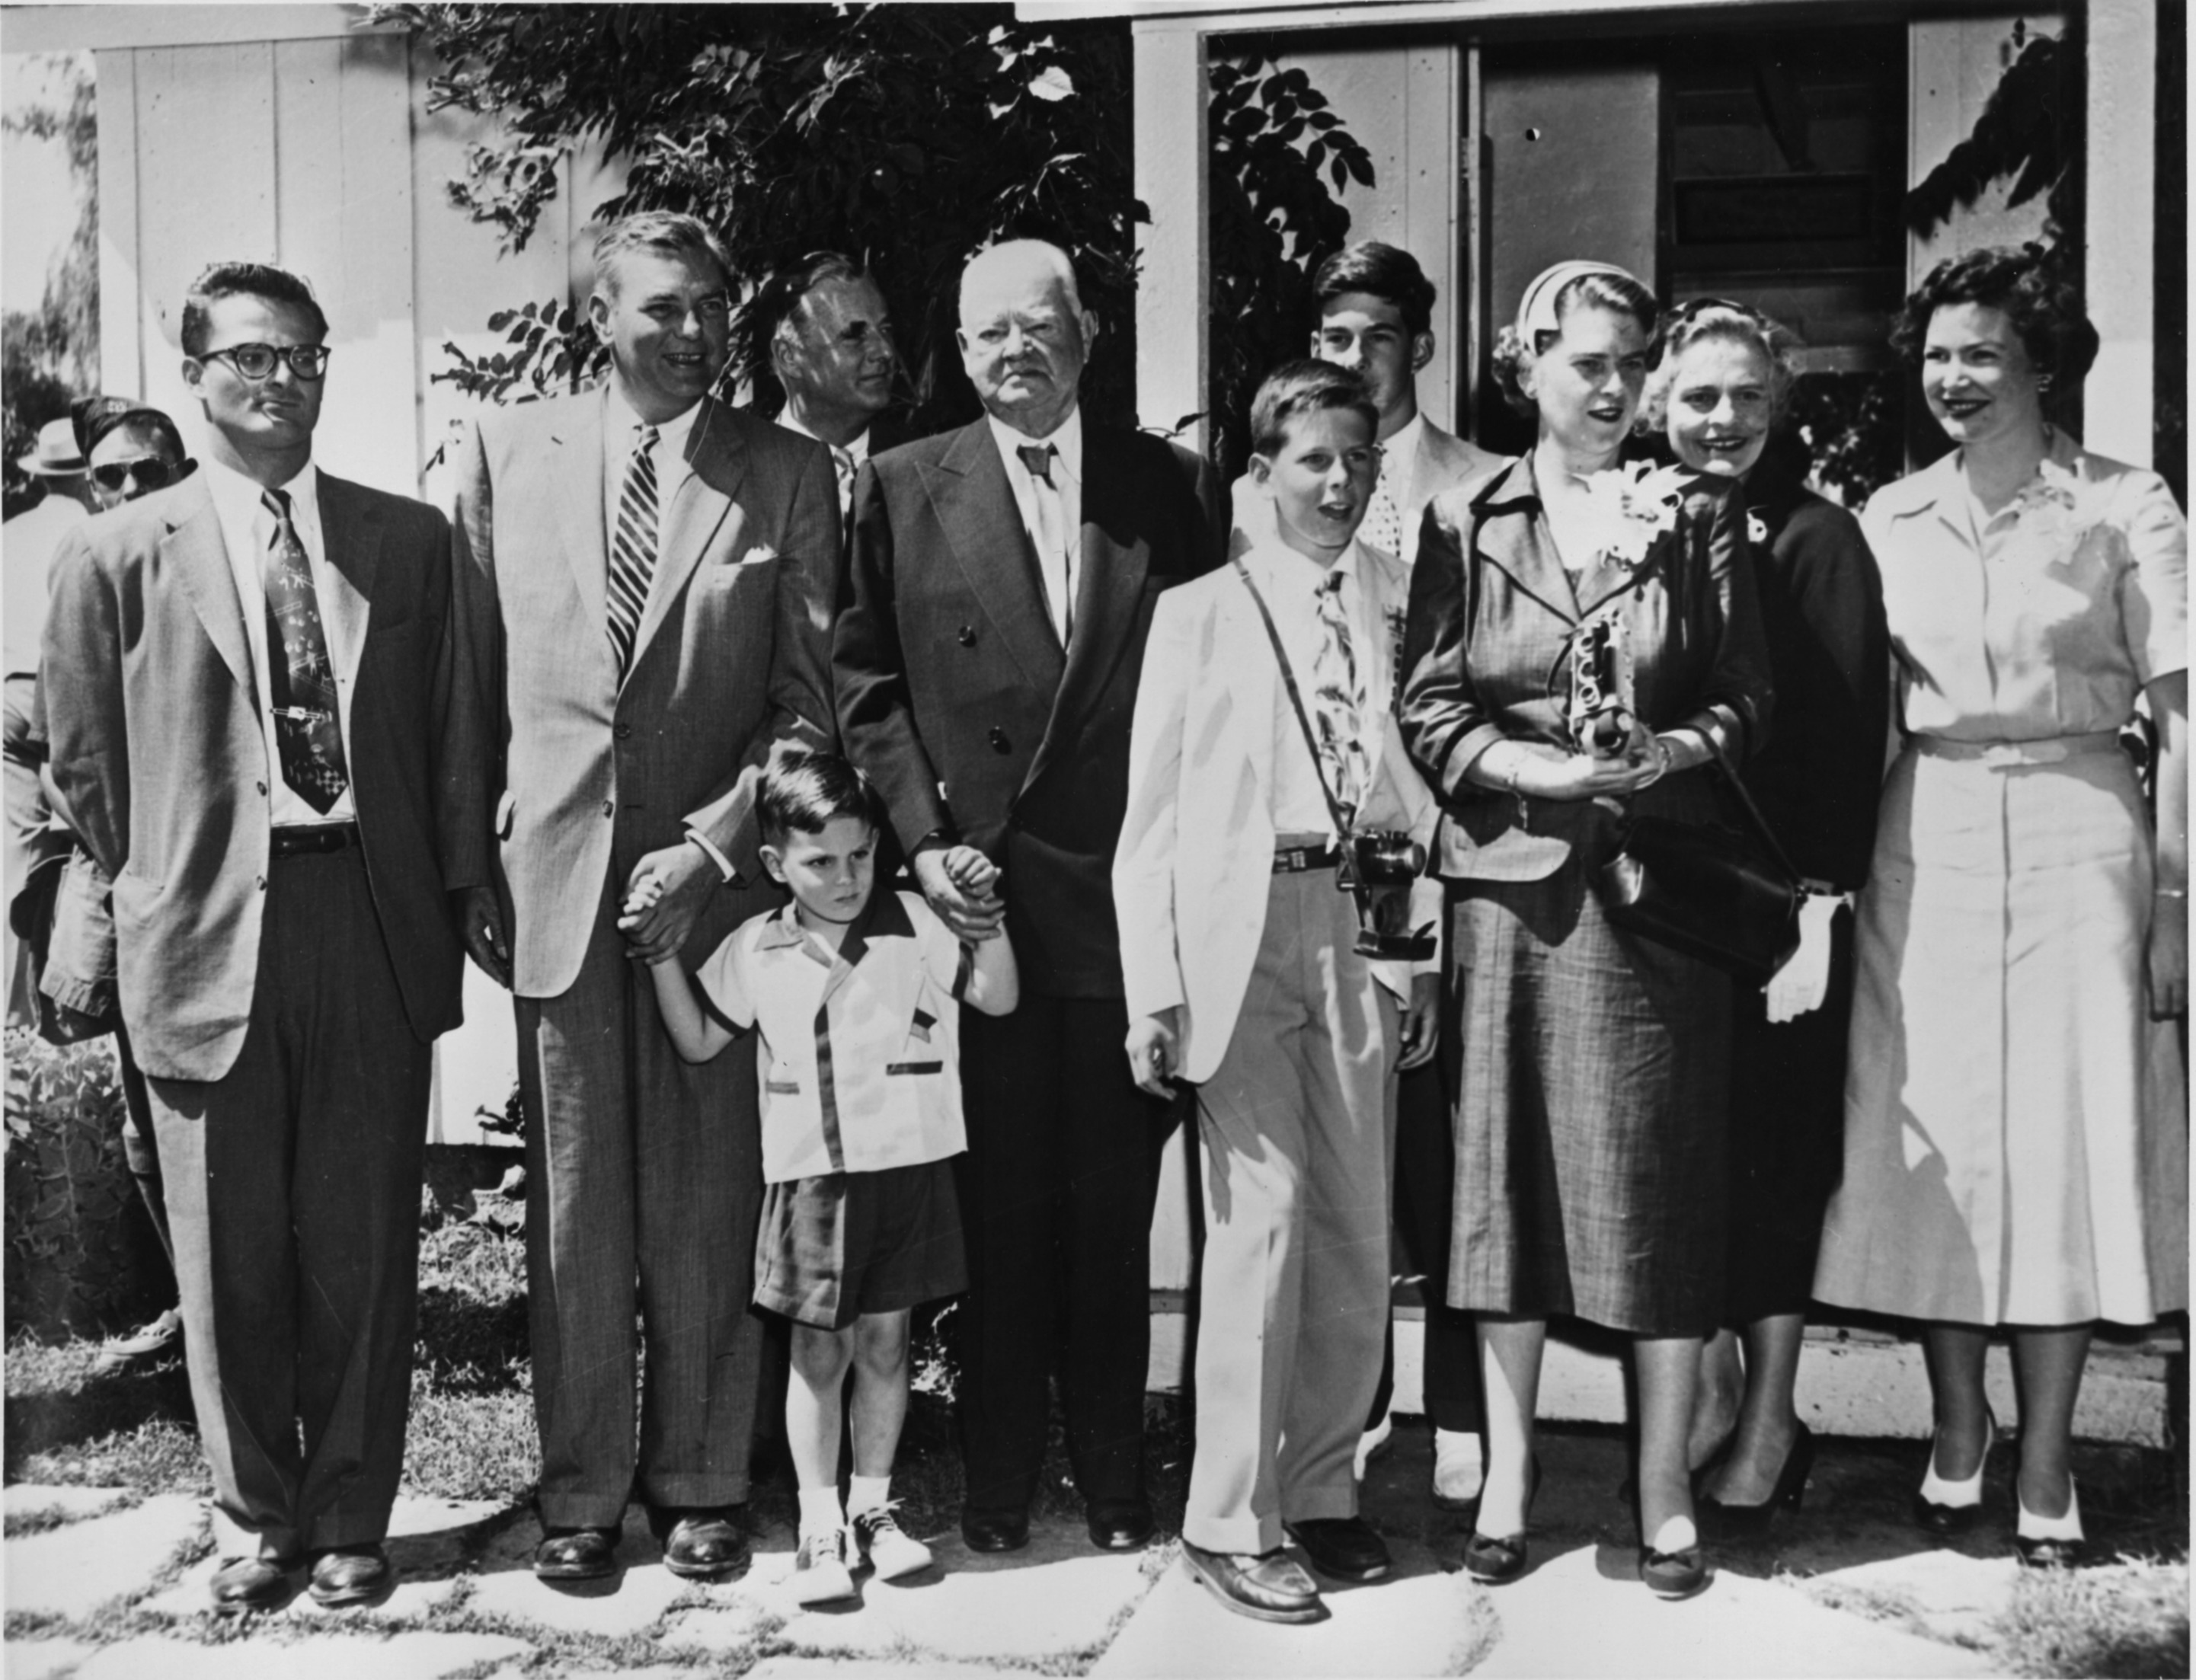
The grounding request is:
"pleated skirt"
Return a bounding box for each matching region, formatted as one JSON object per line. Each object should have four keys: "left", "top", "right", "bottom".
{"left": 1812, "top": 743, "right": 2188, "bottom": 1327}
{"left": 1445, "top": 839, "right": 1731, "bottom": 1337}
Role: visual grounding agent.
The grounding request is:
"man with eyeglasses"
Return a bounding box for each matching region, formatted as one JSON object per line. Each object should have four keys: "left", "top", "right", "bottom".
{"left": 41, "top": 261, "right": 483, "bottom": 1615}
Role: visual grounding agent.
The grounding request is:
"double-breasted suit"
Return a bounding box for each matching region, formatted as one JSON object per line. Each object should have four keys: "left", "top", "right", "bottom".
{"left": 452, "top": 388, "right": 839, "bottom": 1528}
{"left": 41, "top": 467, "right": 477, "bottom": 1559}
{"left": 835, "top": 414, "right": 1223, "bottom": 1517}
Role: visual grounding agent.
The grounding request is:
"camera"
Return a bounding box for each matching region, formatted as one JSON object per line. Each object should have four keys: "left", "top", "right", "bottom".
{"left": 1568, "top": 612, "right": 1637, "bottom": 759}
{"left": 1341, "top": 829, "right": 1437, "bottom": 960}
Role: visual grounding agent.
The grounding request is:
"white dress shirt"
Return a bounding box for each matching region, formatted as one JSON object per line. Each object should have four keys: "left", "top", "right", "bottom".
{"left": 777, "top": 411, "right": 869, "bottom": 519}
{"left": 986, "top": 406, "right": 1083, "bottom": 644}
{"left": 203, "top": 455, "right": 359, "bottom": 829}
{"left": 602, "top": 385, "right": 702, "bottom": 570}
{"left": 1240, "top": 536, "right": 1375, "bottom": 837}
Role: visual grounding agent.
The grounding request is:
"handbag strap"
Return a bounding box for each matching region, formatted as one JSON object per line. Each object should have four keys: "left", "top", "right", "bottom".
{"left": 1700, "top": 733, "right": 1801, "bottom": 886}
{"left": 1231, "top": 557, "right": 1362, "bottom": 846}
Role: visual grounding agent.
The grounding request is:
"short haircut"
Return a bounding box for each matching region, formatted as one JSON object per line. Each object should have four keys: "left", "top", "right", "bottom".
{"left": 1312, "top": 241, "right": 1437, "bottom": 338}
{"left": 89, "top": 407, "right": 188, "bottom": 464}
{"left": 1249, "top": 359, "right": 1380, "bottom": 456}
{"left": 69, "top": 394, "right": 136, "bottom": 458}
{"left": 1891, "top": 243, "right": 2098, "bottom": 413}
{"left": 1490, "top": 267, "right": 1660, "bottom": 417}
{"left": 759, "top": 251, "right": 868, "bottom": 353}
{"left": 591, "top": 210, "right": 734, "bottom": 298}
{"left": 1640, "top": 300, "right": 1801, "bottom": 431}
{"left": 181, "top": 262, "right": 329, "bottom": 357}
{"left": 757, "top": 750, "right": 879, "bottom": 846}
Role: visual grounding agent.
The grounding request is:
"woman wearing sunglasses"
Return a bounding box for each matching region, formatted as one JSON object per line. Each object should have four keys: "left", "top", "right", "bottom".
{"left": 85, "top": 405, "right": 196, "bottom": 512}
{"left": 1641, "top": 301, "right": 1889, "bottom": 1536}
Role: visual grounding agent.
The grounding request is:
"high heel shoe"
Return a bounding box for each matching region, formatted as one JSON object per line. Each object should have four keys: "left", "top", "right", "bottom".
{"left": 2013, "top": 1479, "right": 2086, "bottom": 1569}
{"left": 1913, "top": 1410, "right": 1995, "bottom": 1536}
{"left": 1699, "top": 1423, "right": 1814, "bottom": 1542}
{"left": 1461, "top": 1456, "right": 1539, "bottom": 1585}
{"left": 1631, "top": 1487, "right": 1709, "bottom": 1599}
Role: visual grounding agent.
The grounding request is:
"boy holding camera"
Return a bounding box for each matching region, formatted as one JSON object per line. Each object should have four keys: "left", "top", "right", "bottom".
{"left": 1114, "top": 361, "right": 1442, "bottom": 1623}
{"left": 632, "top": 752, "right": 1018, "bottom": 1605}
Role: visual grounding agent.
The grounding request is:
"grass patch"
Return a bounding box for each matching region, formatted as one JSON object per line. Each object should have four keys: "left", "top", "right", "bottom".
{"left": 1997, "top": 1557, "right": 2190, "bottom": 1678}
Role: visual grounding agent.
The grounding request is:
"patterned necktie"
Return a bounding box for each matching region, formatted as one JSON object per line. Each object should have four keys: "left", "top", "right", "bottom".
{"left": 260, "top": 488, "right": 350, "bottom": 813}
{"left": 829, "top": 444, "right": 856, "bottom": 518}
{"left": 1015, "top": 442, "right": 1072, "bottom": 644}
{"left": 1311, "top": 570, "right": 1369, "bottom": 824}
{"left": 606, "top": 423, "right": 660, "bottom": 674}
{"left": 1360, "top": 454, "right": 1403, "bottom": 557}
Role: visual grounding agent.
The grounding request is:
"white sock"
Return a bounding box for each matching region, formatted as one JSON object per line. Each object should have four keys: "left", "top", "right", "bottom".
{"left": 798, "top": 1486, "right": 845, "bottom": 1538}
{"left": 848, "top": 1474, "right": 891, "bottom": 1518}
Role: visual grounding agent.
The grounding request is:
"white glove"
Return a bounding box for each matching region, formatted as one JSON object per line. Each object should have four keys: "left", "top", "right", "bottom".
{"left": 1764, "top": 893, "right": 1842, "bottom": 1024}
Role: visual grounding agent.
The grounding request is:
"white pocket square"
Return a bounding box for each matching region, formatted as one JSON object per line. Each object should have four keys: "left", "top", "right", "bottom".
{"left": 727, "top": 544, "right": 778, "bottom": 567}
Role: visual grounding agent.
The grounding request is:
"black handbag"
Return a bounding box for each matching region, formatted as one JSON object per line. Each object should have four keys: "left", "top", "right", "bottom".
{"left": 1594, "top": 738, "right": 1801, "bottom": 981}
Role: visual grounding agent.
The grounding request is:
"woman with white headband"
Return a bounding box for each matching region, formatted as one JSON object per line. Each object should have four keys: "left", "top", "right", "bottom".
{"left": 1398, "top": 260, "right": 1772, "bottom": 1599}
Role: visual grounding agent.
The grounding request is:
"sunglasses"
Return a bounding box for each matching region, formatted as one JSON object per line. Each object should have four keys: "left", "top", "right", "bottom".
{"left": 91, "top": 457, "right": 184, "bottom": 493}
{"left": 200, "top": 343, "right": 332, "bottom": 381}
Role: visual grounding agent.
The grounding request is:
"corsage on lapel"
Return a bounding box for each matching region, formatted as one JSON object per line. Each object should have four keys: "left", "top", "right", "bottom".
{"left": 1576, "top": 462, "right": 1692, "bottom": 570}
{"left": 2001, "top": 458, "right": 2109, "bottom": 566}
{"left": 1746, "top": 509, "right": 1770, "bottom": 546}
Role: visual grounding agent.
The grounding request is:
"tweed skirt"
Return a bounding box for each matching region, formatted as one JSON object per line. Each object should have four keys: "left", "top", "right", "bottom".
{"left": 1444, "top": 839, "right": 1732, "bottom": 1337}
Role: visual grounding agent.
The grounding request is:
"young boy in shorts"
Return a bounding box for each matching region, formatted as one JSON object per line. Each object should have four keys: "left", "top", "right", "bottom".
{"left": 632, "top": 750, "right": 1018, "bottom": 1604}
{"left": 1114, "top": 360, "right": 1442, "bottom": 1623}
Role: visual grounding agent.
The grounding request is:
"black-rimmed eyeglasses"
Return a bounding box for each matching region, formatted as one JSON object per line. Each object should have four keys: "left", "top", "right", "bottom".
{"left": 200, "top": 343, "right": 332, "bottom": 381}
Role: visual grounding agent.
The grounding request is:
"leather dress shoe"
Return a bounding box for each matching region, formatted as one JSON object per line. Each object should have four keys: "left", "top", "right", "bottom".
{"left": 533, "top": 1525, "right": 619, "bottom": 1581}
{"left": 1085, "top": 1499, "right": 1155, "bottom": 1551}
{"left": 660, "top": 1508, "right": 750, "bottom": 1580}
{"left": 210, "top": 1554, "right": 299, "bottom": 1615}
{"left": 1285, "top": 1516, "right": 1391, "bottom": 1582}
{"left": 1640, "top": 1539, "right": 1710, "bottom": 1599}
{"left": 961, "top": 1506, "right": 1031, "bottom": 1553}
{"left": 308, "top": 1543, "right": 392, "bottom": 1608}
{"left": 1181, "top": 1538, "right": 1324, "bottom": 1624}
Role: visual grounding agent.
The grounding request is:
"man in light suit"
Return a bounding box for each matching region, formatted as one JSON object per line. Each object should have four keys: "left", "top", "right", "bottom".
{"left": 452, "top": 211, "right": 840, "bottom": 1583}
{"left": 1236, "top": 241, "right": 1501, "bottom": 1503}
{"left": 835, "top": 239, "right": 1223, "bottom": 1554}
{"left": 1117, "top": 361, "right": 1440, "bottom": 1621}
{"left": 41, "top": 262, "right": 479, "bottom": 1613}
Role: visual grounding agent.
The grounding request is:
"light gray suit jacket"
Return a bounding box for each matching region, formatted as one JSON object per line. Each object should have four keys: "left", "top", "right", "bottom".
{"left": 41, "top": 471, "right": 477, "bottom": 1080}
{"left": 452, "top": 388, "right": 840, "bottom": 998}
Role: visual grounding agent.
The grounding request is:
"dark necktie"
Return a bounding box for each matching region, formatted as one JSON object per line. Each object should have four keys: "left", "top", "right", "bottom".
{"left": 260, "top": 487, "right": 350, "bottom": 813}
{"left": 606, "top": 423, "right": 661, "bottom": 675}
{"left": 1015, "top": 442, "right": 1056, "bottom": 487}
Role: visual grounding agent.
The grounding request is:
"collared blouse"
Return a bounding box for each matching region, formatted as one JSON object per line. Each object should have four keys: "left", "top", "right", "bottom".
{"left": 1399, "top": 452, "right": 1774, "bottom": 882}
{"left": 1862, "top": 432, "right": 2188, "bottom": 744}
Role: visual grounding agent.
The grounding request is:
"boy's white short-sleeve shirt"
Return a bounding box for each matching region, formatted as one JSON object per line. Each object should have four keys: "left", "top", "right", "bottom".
{"left": 694, "top": 890, "right": 973, "bottom": 1184}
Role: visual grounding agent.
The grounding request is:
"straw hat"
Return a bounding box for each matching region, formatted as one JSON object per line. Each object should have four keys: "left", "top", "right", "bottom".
{"left": 16, "top": 417, "right": 88, "bottom": 477}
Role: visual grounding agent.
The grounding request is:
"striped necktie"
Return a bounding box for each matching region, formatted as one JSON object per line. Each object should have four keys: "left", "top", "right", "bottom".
{"left": 260, "top": 488, "right": 349, "bottom": 813}
{"left": 606, "top": 423, "right": 660, "bottom": 674}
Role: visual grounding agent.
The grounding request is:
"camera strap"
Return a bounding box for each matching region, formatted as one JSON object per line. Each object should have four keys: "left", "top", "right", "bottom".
{"left": 1230, "top": 559, "right": 1373, "bottom": 907}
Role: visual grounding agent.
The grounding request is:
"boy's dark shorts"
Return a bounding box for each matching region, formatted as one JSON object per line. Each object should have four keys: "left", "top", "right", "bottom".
{"left": 753, "top": 1157, "right": 967, "bottom": 1330}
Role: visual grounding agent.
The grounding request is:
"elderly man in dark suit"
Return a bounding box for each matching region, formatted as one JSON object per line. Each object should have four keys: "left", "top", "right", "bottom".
{"left": 452, "top": 211, "right": 840, "bottom": 1583}
{"left": 835, "top": 238, "right": 1223, "bottom": 1554}
{"left": 41, "top": 262, "right": 480, "bottom": 1614}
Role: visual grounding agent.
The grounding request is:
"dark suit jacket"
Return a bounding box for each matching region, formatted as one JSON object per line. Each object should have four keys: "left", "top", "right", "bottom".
{"left": 834, "top": 416, "right": 1223, "bottom": 997}
{"left": 40, "top": 470, "right": 478, "bottom": 1081}
{"left": 1399, "top": 452, "right": 1775, "bottom": 882}
{"left": 1737, "top": 462, "right": 1889, "bottom": 891}
{"left": 452, "top": 389, "right": 842, "bottom": 998}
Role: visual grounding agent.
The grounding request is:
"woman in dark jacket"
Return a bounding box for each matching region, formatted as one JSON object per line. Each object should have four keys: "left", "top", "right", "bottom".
{"left": 1399, "top": 261, "right": 1773, "bottom": 1599}
{"left": 1645, "top": 301, "right": 1889, "bottom": 1535}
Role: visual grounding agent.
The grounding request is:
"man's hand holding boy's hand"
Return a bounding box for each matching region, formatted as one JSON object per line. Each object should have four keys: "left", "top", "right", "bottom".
{"left": 914, "top": 842, "right": 1006, "bottom": 941}
{"left": 1125, "top": 1008, "right": 1183, "bottom": 1098}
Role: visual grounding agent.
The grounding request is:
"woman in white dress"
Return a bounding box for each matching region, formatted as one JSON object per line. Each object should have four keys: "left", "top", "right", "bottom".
{"left": 1812, "top": 246, "right": 2187, "bottom": 1567}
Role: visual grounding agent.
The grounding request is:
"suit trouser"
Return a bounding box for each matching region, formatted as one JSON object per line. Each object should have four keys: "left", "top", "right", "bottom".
{"left": 1367, "top": 1053, "right": 1484, "bottom": 1435}
{"left": 1185, "top": 867, "right": 1397, "bottom": 1556}
{"left": 957, "top": 995, "right": 1168, "bottom": 1513}
{"left": 518, "top": 873, "right": 763, "bottom": 1528}
{"left": 144, "top": 846, "right": 431, "bottom": 1561}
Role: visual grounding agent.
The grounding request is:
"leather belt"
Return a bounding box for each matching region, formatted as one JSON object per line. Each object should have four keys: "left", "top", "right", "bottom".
{"left": 271, "top": 822, "right": 361, "bottom": 858}
{"left": 1273, "top": 838, "right": 1341, "bottom": 874}
{"left": 1913, "top": 730, "right": 2120, "bottom": 768}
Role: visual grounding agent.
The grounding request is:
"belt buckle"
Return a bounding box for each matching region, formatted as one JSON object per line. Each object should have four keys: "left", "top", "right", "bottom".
{"left": 1977, "top": 743, "right": 2025, "bottom": 769}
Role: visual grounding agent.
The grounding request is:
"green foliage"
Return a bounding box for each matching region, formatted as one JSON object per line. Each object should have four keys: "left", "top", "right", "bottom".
{"left": 1205, "top": 50, "right": 1373, "bottom": 481}
{"left": 392, "top": 2, "right": 1143, "bottom": 434}
{"left": 4, "top": 1033, "right": 163, "bottom": 1341}
{"left": 2, "top": 54, "right": 98, "bottom": 497}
